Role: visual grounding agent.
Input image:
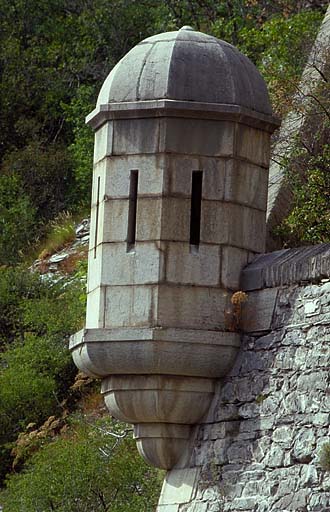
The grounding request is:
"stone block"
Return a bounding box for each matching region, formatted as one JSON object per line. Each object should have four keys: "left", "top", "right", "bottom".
{"left": 156, "top": 505, "right": 179, "bottom": 512}
{"left": 87, "top": 245, "right": 102, "bottom": 292}
{"left": 235, "top": 124, "right": 270, "bottom": 167}
{"left": 93, "top": 121, "right": 113, "bottom": 163}
{"left": 70, "top": 327, "right": 240, "bottom": 378}
{"left": 91, "top": 160, "right": 107, "bottom": 208}
{"left": 135, "top": 197, "right": 191, "bottom": 242}
{"left": 162, "top": 118, "right": 235, "bottom": 157}
{"left": 104, "top": 285, "right": 155, "bottom": 328}
{"left": 103, "top": 154, "right": 166, "bottom": 199}
{"left": 113, "top": 118, "right": 160, "bottom": 155}
{"left": 88, "top": 242, "right": 165, "bottom": 291}
{"left": 201, "top": 202, "right": 266, "bottom": 252}
{"left": 86, "top": 286, "right": 106, "bottom": 328}
{"left": 165, "top": 155, "right": 226, "bottom": 200}
{"left": 158, "top": 468, "right": 200, "bottom": 505}
{"left": 224, "top": 160, "right": 268, "bottom": 211}
{"left": 157, "top": 285, "right": 230, "bottom": 330}
{"left": 221, "top": 246, "right": 249, "bottom": 290}
{"left": 103, "top": 375, "right": 214, "bottom": 428}
{"left": 100, "top": 199, "right": 129, "bottom": 244}
{"left": 165, "top": 155, "right": 199, "bottom": 197}
{"left": 241, "top": 288, "right": 278, "bottom": 333}
{"left": 161, "top": 198, "right": 191, "bottom": 242}
{"left": 92, "top": 198, "right": 134, "bottom": 249}
{"left": 165, "top": 243, "right": 221, "bottom": 286}
{"left": 137, "top": 40, "right": 176, "bottom": 100}
{"left": 136, "top": 198, "right": 163, "bottom": 241}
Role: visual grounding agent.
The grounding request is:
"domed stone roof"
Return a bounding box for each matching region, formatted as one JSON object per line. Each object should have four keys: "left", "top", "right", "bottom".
{"left": 97, "top": 26, "right": 272, "bottom": 116}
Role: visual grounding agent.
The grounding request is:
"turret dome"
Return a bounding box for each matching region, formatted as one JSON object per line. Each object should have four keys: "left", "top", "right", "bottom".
{"left": 97, "top": 26, "right": 272, "bottom": 116}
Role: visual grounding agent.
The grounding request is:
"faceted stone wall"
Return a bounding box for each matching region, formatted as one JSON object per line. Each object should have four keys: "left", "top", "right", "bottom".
{"left": 157, "top": 245, "right": 330, "bottom": 512}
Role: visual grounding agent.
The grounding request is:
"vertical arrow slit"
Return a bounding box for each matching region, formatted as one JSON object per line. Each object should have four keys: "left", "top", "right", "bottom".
{"left": 127, "top": 170, "right": 139, "bottom": 252}
{"left": 190, "top": 170, "right": 203, "bottom": 248}
{"left": 94, "top": 176, "right": 101, "bottom": 259}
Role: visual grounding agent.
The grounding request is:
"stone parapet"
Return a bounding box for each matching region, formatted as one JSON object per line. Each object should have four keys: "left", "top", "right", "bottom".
{"left": 158, "top": 276, "right": 330, "bottom": 511}
{"left": 241, "top": 244, "right": 330, "bottom": 291}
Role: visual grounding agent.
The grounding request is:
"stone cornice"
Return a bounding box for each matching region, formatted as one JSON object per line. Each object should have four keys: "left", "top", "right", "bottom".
{"left": 86, "top": 99, "right": 280, "bottom": 133}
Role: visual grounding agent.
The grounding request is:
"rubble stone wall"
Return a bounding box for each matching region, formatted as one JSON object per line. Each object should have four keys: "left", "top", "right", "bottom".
{"left": 158, "top": 245, "right": 330, "bottom": 512}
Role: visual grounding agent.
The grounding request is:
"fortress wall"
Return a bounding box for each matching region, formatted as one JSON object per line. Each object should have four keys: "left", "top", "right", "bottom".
{"left": 158, "top": 245, "right": 330, "bottom": 512}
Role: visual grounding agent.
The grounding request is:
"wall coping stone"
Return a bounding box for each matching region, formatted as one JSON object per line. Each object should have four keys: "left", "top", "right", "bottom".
{"left": 241, "top": 243, "right": 330, "bottom": 291}
{"left": 86, "top": 99, "right": 280, "bottom": 132}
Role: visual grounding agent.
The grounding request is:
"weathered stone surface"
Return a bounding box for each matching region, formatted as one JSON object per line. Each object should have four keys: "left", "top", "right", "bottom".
{"left": 221, "top": 246, "right": 249, "bottom": 290}
{"left": 224, "top": 160, "right": 268, "bottom": 211}
{"left": 95, "top": 27, "right": 273, "bottom": 116}
{"left": 157, "top": 280, "right": 330, "bottom": 512}
{"left": 158, "top": 469, "right": 200, "bottom": 505}
{"left": 235, "top": 125, "right": 271, "bottom": 167}
{"left": 201, "top": 202, "right": 266, "bottom": 252}
{"left": 85, "top": 286, "right": 105, "bottom": 328}
{"left": 103, "top": 154, "right": 166, "bottom": 198}
{"left": 165, "top": 243, "right": 221, "bottom": 286}
{"left": 93, "top": 121, "right": 113, "bottom": 163}
{"left": 113, "top": 118, "right": 161, "bottom": 155}
{"left": 241, "top": 244, "right": 330, "bottom": 291}
{"left": 87, "top": 242, "right": 164, "bottom": 292}
{"left": 241, "top": 288, "right": 278, "bottom": 333}
{"left": 104, "top": 284, "right": 155, "bottom": 328}
{"left": 165, "top": 155, "right": 226, "bottom": 201}
{"left": 70, "top": 328, "right": 240, "bottom": 379}
{"left": 163, "top": 119, "right": 235, "bottom": 157}
{"left": 157, "top": 285, "right": 230, "bottom": 330}
{"left": 75, "top": 24, "right": 277, "bottom": 478}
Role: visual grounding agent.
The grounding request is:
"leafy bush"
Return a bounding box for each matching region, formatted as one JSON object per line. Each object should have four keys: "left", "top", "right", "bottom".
{"left": 279, "top": 147, "right": 330, "bottom": 244}
{"left": 0, "top": 267, "right": 85, "bottom": 348}
{"left": 0, "top": 266, "right": 86, "bottom": 482}
{"left": 0, "top": 418, "right": 163, "bottom": 512}
{"left": 64, "top": 85, "right": 95, "bottom": 208}
{"left": 251, "top": 10, "right": 324, "bottom": 115}
{"left": 0, "top": 267, "right": 46, "bottom": 347}
{"left": 0, "top": 174, "right": 37, "bottom": 265}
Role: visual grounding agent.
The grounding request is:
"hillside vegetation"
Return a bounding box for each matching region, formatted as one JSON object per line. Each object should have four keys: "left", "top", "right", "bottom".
{"left": 0, "top": 1, "right": 329, "bottom": 510}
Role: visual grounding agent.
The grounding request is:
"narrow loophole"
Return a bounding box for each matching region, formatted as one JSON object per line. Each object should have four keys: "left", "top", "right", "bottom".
{"left": 94, "top": 176, "right": 101, "bottom": 258}
{"left": 127, "top": 170, "right": 139, "bottom": 252}
{"left": 190, "top": 170, "right": 203, "bottom": 248}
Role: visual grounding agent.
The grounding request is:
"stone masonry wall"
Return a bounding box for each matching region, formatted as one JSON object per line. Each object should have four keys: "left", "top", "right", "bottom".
{"left": 158, "top": 246, "right": 330, "bottom": 512}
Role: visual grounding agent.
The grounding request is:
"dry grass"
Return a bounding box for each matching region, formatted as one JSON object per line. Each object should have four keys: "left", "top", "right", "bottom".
{"left": 38, "top": 212, "right": 76, "bottom": 260}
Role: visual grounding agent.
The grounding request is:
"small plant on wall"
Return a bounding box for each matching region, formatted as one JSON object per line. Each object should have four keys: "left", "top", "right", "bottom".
{"left": 225, "top": 291, "right": 248, "bottom": 332}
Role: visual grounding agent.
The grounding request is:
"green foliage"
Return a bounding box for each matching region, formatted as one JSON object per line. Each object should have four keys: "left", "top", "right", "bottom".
{"left": 0, "top": 266, "right": 85, "bottom": 482}
{"left": 0, "top": 335, "right": 67, "bottom": 438}
{"left": 0, "top": 418, "right": 163, "bottom": 512}
{"left": 0, "top": 174, "right": 37, "bottom": 264}
{"left": 64, "top": 86, "right": 95, "bottom": 206}
{"left": 2, "top": 142, "right": 74, "bottom": 220}
{"left": 281, "top": 149, "right": 330, "bottom": 244}
{"left": 0, "top": 267, "right": 84, "bottom": 348}
{"left": 240, "top": 10, "right": 324, "bottom": 114}
{"left": 276, "top": 82, "right": 330, "bottom": 246}
{"left": 0, "top": 267, "right": 46, "bottom": 346}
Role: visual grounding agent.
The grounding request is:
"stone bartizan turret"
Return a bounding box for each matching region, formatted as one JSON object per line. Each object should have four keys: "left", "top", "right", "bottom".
{"left": 70, "top": 26, "right": 279, "bottom": 469}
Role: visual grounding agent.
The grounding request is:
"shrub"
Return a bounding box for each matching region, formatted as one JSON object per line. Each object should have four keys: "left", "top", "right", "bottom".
{"left": 0, "top": 266, "right": 86, "bottom": 482}
{"left": 0, "top": 174, "right": 37, "bottom": 265}
{"left": 0, "top": 418, "right": 163, "bottom": 512}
